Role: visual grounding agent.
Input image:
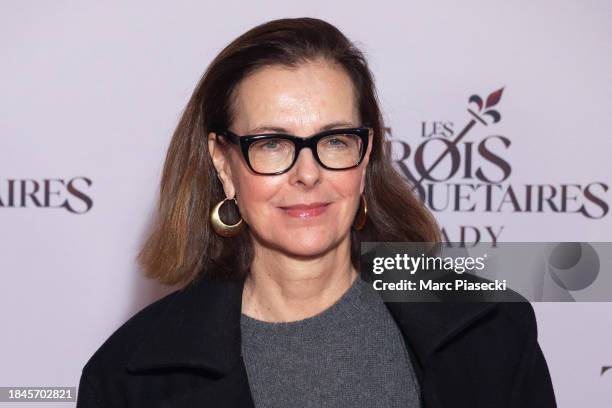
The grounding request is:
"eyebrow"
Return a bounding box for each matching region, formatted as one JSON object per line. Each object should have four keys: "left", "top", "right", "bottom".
{"left": 246, "top": 121, "right": 356, "bottom": 135}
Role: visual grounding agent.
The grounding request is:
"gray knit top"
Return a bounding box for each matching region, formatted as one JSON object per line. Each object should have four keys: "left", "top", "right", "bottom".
{"left": 240, "top": 276, "right": 421, "bottom": 407}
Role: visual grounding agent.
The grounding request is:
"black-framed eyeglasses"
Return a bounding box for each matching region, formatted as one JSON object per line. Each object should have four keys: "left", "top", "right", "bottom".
{"left": 216, "top": 126, "right": 372, "bottom": 175}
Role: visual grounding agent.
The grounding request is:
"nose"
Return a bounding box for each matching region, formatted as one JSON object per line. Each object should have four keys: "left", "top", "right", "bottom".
{"left": 288, "top": 146, "right": 321, "bottom": 188}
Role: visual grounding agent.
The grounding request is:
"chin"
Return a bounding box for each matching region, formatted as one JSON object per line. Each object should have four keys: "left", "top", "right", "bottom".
{"left": 251, "top": 218, "right": 351, "bottom": 256}
{"left": 284, "top": 243, "right": 332, "bottom": 258}
{"left": 274, "top": 230, "right": 347, "bottom": 258}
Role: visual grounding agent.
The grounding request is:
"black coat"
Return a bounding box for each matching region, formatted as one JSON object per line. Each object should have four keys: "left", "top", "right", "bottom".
{"left": 76, "top": 273, "right": 557, "bottom": 407}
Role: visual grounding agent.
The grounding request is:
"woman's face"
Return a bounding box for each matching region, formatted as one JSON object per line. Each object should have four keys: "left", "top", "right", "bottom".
{"left": 208, "top": 60, "right": 373, "bottom": 259}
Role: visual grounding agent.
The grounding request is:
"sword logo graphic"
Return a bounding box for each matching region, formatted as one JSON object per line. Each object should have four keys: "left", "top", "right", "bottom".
{"left": 411, "top": 87, "right": 505, "bottom": 191}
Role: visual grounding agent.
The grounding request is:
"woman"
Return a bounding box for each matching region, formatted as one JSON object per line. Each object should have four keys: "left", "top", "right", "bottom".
{"left": 77, "top": 17, "right": 556, "bottom": 407}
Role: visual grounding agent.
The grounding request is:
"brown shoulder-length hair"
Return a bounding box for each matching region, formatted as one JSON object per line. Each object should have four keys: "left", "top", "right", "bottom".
{"left": 138, "top": 17, "right": 441, "bottom": 288}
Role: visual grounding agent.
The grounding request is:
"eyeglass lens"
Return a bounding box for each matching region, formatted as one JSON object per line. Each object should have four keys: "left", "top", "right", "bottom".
{"left": 248, "top": 133, "right": 363, "bottom": 173}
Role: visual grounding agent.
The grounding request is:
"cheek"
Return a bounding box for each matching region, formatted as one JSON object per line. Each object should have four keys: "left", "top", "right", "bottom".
{"left": 330, "top": 173, "right": 363, "bottom": 215}
{"left": 333, "top": 166, "right": 364, "bottom": 192}
{"left": 235, "top": 174, "right": 282, "bottom": 223}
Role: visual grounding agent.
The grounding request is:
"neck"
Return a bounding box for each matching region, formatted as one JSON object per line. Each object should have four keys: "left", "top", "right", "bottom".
{"left": 241, "top": 236, "right": 358, "bottom": 322}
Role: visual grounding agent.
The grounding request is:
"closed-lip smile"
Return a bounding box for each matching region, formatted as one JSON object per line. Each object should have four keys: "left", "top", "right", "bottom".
{"left": 280, "top": 202, "right": 330, "bottom": 210}
{"left": 279, "top": 202, "right": 331, "bottom": 218}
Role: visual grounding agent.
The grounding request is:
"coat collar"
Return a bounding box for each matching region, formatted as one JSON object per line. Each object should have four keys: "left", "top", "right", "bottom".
{"left": 125, "top": 274, "right": 245, "bottom": 375}
{"left": 124, "top": 273, "right": 498, "bottom": 376}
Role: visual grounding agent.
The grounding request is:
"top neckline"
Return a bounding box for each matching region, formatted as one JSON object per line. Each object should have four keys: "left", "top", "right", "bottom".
{"left": 240, "top": 276, "right": 381, "bottom": 338}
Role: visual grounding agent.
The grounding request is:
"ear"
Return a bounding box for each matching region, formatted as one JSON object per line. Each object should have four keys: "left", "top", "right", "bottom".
{"left": 207, "top": 132, "right": 236, "bottom": 198}
{"left": 359, "top": 129, "right": 374, "bottom": 194}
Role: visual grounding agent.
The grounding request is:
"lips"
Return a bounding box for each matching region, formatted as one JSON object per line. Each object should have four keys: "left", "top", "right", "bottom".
{"left": 281, "top": 202, "right": 329, "bottom": 210}
{"left": 280, "top": 202, "right": 330, "bottom": 218}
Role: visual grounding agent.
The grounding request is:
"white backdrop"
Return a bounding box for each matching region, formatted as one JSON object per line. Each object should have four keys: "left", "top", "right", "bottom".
{"left": 1, "top": 1, "right": 611, "bottom": 406}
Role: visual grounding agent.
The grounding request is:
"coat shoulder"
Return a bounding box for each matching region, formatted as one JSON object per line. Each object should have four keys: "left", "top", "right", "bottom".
{"left": 81, "top": 288, "right": 181, "bottom": 376}
{"left": 493, "top": 300, "right": 541, "bottom": 344}
{"left": 496, "top": 300, "right": 538, "bottom": 326}
{"left": 424, "top": 301, "right": 555, "bottom": 406}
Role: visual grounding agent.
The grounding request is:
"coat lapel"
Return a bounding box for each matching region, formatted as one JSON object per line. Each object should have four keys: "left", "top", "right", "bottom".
{"left": 123, "top": 273, "right": 497, "bottom": 408}
{"left": 124, "top": 275, "right": 254, "bottom": 407}
{"left": 154, "top": 359, "right": 255, "bottom": 408}
{"left": 383, "top": 300, "right": 498, "bottom": 408}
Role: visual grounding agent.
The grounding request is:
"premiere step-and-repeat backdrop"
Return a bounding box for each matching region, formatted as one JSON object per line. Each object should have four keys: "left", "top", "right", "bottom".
{"left": 1, "top": 1, "right": 611, "bottom": 406}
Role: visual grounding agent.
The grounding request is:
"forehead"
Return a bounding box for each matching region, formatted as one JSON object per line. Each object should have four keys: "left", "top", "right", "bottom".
{"left": 230, "top": 61, "right": 359, "bottom": 133}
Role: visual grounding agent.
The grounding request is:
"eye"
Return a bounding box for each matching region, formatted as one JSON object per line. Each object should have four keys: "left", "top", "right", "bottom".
{"left": 251, "top": 138, "right": 292, "bottom": 153}
{"left": 262, "top": 140, "right": 280, "bottom": 149}
{"left": 323, "top": 135, "right": 352, "bottom": 149}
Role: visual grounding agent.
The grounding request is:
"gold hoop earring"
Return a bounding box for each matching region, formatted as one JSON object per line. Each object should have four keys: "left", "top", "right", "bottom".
{"left": 210, "top": 197, "right": 243, "bottom": 237}
{"left": 353, "top": 193, "right": 368, "bottom": 231}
